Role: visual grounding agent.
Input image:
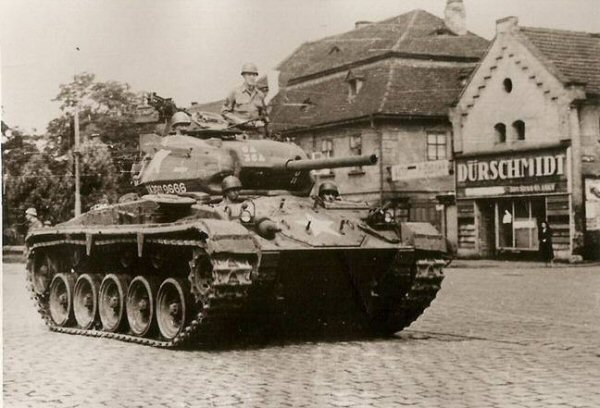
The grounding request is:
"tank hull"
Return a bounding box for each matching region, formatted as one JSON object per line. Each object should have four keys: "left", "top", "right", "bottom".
{"left": 25, "top": 198, "right": 444, "bottom": 348}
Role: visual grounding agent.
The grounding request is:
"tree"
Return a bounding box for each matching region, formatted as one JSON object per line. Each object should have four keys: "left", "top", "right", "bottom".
{"left": 48, "top": 72, "right": 146, "bottom": 192}
{"left": 3, "top": 139, "right": 119, "bottom": 237}
{"left": 3, "top": 73, "right": 153, "bottom": 243}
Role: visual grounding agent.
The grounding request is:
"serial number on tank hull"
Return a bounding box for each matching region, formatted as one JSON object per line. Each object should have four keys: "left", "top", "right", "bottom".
{"left": 146, "top": 183, "right": 187, "bottom": 195}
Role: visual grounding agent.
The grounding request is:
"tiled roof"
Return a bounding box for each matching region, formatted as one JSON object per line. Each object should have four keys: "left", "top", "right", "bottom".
{"left": 520, "top": 27, "right": 600, "bottom": 96}
{"left": 278, "top": 9, "right": 488, "bottom": 81}
{"left": 270, "top": 60, "right": 474, "bottom": 131}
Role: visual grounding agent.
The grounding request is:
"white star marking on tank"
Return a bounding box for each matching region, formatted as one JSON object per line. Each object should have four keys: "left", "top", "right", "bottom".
{"left": 295, "top": 213, "right": 341, "bottom": 237}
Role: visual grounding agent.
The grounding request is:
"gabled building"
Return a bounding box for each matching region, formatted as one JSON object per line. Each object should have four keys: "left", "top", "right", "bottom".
{"left": 270, "top": 1, "right": 488, "bottom": 243}
{"left": 450, "top": 17, "right": 600, "bottom": 260}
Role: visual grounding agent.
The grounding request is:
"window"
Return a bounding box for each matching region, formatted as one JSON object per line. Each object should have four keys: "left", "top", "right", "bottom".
{"left": 320, "top": 139, "right": 334, "bottom": 175}
{"left": 503, "top": 78, "right": 513, "bottom": 93}
{"left": 494, "top": 123, "right": 506, "bottom": 144}
{"left": 321, "top": 139, "right": 333, "bottom": 158}
{"left": 345, "top": 70, "right": 364, "bottom": 103}
{"left": 349, "top": 135, "right": 364, "bottom": 173}
{"left": 427, "top": 133, "right": 446, "bottom": 160}
{"left": 328, "top": 45, "right": 341, "bottom": 55}
{"left": 513, "top": 120, "right": 525, "bottom": 140}
{"left": 300, "top": 98, "right": 314, "bottom": 112}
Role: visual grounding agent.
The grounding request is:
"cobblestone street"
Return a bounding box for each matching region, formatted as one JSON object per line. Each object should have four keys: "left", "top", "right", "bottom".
{"left": 3, "top": 262, "right": 600, "bottom": 408}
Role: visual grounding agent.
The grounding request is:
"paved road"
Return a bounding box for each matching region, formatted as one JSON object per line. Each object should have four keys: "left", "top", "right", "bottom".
{"left": 3, "top": 262, "right": 600, "bottom": 407}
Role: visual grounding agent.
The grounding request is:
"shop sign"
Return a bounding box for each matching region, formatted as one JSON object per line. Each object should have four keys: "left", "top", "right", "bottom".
{"left": 457, "top": 154, "right": 566, "bottom": 183}
{"left": 391, "top": 160, "right": 449, "bottom": 181}
{"left": 465, "top": 183, "right": 556, "bottom": 197}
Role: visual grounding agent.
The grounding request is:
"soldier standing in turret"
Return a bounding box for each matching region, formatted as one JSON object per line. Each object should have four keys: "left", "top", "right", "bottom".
{"left": 221, "top": 176, "right": 243, "bottom": 204}
{"left": 221, "top": 63, "right": 269, "bottom": 133}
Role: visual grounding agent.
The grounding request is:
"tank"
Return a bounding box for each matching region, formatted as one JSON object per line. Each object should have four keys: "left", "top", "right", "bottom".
{"left": 25, "top": 116, "right": 446, "bottom": 348}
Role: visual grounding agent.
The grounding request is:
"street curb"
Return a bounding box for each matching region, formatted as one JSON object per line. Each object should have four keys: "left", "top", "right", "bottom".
{"left": 2, "top": 246, "right": 26, "bottom": 264}
{"left": 448, "top": 260, "right": 600, "bottom": 269}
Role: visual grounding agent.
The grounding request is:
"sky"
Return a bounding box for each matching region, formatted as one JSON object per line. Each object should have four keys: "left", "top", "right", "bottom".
{"left": 1, "top": 0, "right": 599, "bottom": 134}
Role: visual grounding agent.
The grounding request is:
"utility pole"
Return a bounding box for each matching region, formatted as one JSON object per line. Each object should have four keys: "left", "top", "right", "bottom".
{"left": 73, "top": 45, "right": 82, "bottom": 217}
{"left": 74, "top": 104, "right": 82, "bottom": 217}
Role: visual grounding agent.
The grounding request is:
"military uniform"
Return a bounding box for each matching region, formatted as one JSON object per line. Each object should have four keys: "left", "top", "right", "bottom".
{"left": 26, "top": 216, "right": 43, "bottom": 232}
{"left": 222, "top": 84, "right": 268, "bottom": 122}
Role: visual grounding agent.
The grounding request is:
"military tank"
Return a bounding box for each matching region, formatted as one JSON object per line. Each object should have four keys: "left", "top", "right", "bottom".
{"left": 25, "top": 114, "right": 446, "bottom": 348}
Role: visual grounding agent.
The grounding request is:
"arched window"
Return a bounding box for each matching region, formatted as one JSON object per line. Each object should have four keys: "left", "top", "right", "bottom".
{"left": 494, "top": 123, "right": 506, "bottom": 144}
{"left": 513, "top": 120, "right": 525, "bottom": 140}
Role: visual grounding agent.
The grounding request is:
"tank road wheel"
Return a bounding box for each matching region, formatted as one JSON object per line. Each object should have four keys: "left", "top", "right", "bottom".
{"left": 73, "top": 274, "right": 101, "bottom": 329}
{"left": 49, "top": 273, "right": 76, "bottom": 327}
{"left": 126, "top": 276, "right": 158, "bottom": 337}
{"left": 156, "top": 278, "right": 191, "bottom": 341}
{"left": 99, "top": 274, "right": 131, "bottom": 332}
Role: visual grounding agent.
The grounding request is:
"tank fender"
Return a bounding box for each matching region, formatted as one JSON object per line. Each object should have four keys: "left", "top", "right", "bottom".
{"left": 198, "top": 219, "right": 260, "bottom": 255}
{"left": 400, "top": 222, "right": 447, "bottom": 253}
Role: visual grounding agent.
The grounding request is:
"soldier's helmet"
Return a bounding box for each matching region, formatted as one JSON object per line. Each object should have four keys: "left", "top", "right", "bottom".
{"left": 171, "top": 111, "right": 192, "bottom": 126}
{"left": 318, "top": 182, "right": 339, "bottom": 197}
{"left": 25, "top": 207, "right": 38, "bottom": 217}
{"left": 222, "top": 175, "right": 242, "bottom": 192}
{"left": 241, "top": 63, "right": 259, "bottom": 75}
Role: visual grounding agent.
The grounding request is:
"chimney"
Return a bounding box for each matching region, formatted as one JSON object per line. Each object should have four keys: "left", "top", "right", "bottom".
{"left": 496, "top": 16, "right": 519, "bottom": 35}
{"left": 444, "top": 0, "right": 467, "bottom": 35}
{"left": 355, "top": 21, "right": 372, "bottom": 29}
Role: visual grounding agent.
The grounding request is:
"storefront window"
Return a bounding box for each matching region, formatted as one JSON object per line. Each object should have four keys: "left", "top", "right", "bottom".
{"left": 514, "top": 199, "right": 531, "bottom": 248}
{"left": 499, "top": 201, "right": 513, "bottom": 247}
{"left": 496, "top": 198, "right": 545, "bottom": 250}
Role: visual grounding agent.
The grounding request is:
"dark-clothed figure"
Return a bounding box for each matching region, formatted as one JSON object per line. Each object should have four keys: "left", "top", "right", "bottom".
{"left": 222, "top": 63, "right": 268, "bottom": 128}
{"left": 538, "top": 220, "right": 554, "bottom": 265}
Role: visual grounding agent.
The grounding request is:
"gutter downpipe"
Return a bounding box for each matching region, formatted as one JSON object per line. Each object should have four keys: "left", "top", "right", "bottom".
{"left": 371, "top": 114, "right": 384, "bottom": 206}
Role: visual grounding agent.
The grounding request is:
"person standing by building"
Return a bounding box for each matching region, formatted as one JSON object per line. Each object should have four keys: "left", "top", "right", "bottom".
{"left": 221, "top": 63, "right": 269, "bottom": 133}
{"left": 538, "top": 220, "right": 554, "bottom": 266}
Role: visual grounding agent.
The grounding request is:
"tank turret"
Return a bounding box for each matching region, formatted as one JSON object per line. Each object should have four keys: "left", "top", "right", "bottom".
{"left": 135, "top": 134, "right": 377, "bottom": 197}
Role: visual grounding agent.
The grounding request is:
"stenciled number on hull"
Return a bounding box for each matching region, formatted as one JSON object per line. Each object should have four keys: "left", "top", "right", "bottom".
{"left": 146, "top": 182, "right": 187, "bottom": 195}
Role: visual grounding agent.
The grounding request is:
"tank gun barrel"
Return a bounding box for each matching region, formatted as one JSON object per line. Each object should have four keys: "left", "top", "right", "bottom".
{"left": 276, "top": 154, "right": 377, "bottom": 171}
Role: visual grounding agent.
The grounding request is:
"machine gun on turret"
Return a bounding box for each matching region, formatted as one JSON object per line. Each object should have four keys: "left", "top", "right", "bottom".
{"left": 146, "top": 93, "right": 182, "bottom": 123}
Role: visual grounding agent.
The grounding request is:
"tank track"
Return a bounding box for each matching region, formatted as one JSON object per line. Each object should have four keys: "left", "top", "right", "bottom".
{"left": 366, "top": 257, "right": 445, "bottom": 335}
{"left": 26, "top": 238, "right": 254, "bottom": 349}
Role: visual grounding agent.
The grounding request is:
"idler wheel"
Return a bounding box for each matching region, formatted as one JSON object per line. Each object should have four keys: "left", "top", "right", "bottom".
{"left": 156, "top": 278, "right": 191, "bottom": 341}
{"left": 99, "top": 274, "right": 131, "bottom": 332}
{"left": 73, "top": 274, "right": 101, "bottom": 329}
{"left": 49, "top": 273, "right": 76, "bottom": 327}
{"left": 126, "top": 276, "right": 158, "bottom": 337}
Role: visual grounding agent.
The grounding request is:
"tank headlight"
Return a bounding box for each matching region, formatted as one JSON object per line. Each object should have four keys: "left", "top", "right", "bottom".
{"left": 384, "top": 211, "right": 393, "bottom": 223}
{"left": 240, "top": 210, "right": 253, "bottom": 223}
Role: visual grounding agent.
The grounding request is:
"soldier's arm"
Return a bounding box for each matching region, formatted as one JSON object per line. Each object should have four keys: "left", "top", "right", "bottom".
{"left": 259, "top": 92, "right": 270, "bottom": 123}
{"left": 221, "top": 92, "right": 235, "bottom": 114}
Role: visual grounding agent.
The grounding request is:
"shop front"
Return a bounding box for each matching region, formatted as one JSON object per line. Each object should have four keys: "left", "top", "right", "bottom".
{"left": 455, "top": 146, "right": 571, "bottom": 259}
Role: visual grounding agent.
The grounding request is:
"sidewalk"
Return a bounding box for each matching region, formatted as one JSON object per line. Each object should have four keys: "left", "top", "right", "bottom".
{"left": 448, "top": 258, "right": 600, "bottom": 269}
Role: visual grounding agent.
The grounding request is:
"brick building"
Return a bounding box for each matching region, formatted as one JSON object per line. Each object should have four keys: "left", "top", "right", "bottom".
{"left": 450, "top": 17, "right": 600, "bottom": 260}
{"left": 270, "top": 1, "right": 488, "bottom": 243}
